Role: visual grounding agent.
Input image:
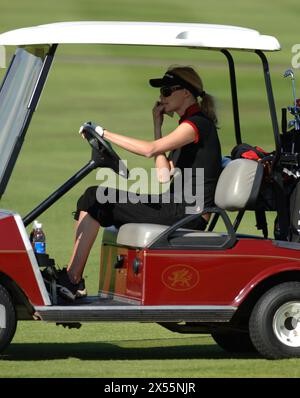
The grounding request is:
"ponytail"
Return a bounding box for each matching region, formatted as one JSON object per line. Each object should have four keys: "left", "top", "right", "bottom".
{"left": 200, "top": 93, "right": 218, "bottom": 126}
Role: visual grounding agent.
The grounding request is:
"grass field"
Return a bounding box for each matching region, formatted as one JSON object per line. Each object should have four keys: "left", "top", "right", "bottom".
{"left": 1, "top": 0, "right": 300, "bottom": 378}
{"left": 2, "top": 322, "right": 300, "bottom": 378}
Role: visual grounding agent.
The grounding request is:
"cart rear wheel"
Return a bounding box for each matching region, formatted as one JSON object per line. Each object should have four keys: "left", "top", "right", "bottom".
{"left": 211, "top": 330, "right": 256, "bottom": 353}
{"left": 249, "top": 282, "right": 300, "bottom": 359}
{"left": 0, "top": 284, "right": 17, "bottom": 353}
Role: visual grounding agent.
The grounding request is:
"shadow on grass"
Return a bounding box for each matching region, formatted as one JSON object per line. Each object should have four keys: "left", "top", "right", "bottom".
{"left": 1, "top": 341, "right": 260, "bottom": 361}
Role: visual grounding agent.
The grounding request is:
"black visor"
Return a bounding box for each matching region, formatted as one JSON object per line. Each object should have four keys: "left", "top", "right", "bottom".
{"left": 149, "top": 72, "right": 200, "bottom": 98}
{"left": 149, "top": 72, "right": 182, "bottom": 87}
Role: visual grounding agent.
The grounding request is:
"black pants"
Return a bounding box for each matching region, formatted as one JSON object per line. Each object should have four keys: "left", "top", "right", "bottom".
{"left": 74, "top": 186, "right": 207, "bottom": 230}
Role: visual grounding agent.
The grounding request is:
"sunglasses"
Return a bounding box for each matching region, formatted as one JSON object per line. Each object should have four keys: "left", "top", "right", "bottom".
{"left": 160, "top": 86, "right": 184, "bottom": 97}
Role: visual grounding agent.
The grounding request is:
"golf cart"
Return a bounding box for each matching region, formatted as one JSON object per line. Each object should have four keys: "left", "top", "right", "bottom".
{"left": 0, "top": 21, "right": 300, "bottom": 360}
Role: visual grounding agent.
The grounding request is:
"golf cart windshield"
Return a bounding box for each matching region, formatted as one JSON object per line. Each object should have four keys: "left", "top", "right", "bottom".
{"left": 0, "top": 45, "right": 49, "bottom": 197}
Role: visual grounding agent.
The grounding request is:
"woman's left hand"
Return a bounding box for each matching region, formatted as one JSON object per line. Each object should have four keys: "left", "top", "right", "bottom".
{"left": 152, "top": 101, "right": 165, "bottom": 128}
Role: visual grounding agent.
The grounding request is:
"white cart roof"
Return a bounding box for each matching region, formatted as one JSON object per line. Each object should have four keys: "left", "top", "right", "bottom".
{"left": 0, "top": 21, "right": 280, "bottom": 51}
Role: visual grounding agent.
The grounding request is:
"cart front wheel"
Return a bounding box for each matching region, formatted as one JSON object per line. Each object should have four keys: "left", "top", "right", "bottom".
{"left": 249, "top": 282, "right": 300, "bottom": 359}
{"left": 0, "top": 284, "right": 17, "bottom": 354}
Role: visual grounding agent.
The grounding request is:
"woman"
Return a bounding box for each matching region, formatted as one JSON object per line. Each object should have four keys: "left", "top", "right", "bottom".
{"left": 57, "top": 65, "right": 222, "bottom": 299}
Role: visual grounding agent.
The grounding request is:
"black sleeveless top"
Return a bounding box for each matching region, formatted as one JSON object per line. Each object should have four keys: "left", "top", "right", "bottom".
{"left": 169, "top": 104, "right": 221, "bottom": 209}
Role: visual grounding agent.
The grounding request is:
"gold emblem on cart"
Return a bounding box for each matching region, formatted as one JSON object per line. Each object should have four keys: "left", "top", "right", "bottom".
{"left": 162, "top": 265, "right": 199, "bottom": 291}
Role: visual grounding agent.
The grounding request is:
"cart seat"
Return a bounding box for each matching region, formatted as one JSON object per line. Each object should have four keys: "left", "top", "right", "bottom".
{"left": 116, "top": 223, "right": 221, "bottom": 248}
{"left": 112, "top": 159, "right": 263, "bottom": 248}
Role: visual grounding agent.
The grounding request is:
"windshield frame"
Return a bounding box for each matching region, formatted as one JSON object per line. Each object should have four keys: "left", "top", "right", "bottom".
{"left": 0, "top": 44, "right": 57, "bottom": 198}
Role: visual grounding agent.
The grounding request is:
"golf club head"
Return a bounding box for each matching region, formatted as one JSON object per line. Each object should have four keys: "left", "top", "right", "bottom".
{"left": 284, "top": 69, "right": 295, "bottom": 79}
{"left": 284, "top": 68, "right": 298, "bottom": 115}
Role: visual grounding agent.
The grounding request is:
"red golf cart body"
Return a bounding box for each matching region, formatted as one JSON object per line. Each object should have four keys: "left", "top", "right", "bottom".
{"left": 0, "top": 22, "right": 299, "bottom": 359}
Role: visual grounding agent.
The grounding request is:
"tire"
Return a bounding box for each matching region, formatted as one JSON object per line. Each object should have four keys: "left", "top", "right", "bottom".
{"left": 211, "top": 330, "right": 256, "bottom": 353}
{"left": 249, "top": 281, "right": 300, "bottom": 359}
{"left": 0, "top": 284, "right": 17, "bottom": 354}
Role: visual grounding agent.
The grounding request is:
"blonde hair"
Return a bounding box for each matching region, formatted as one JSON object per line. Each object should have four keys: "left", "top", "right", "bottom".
{"left": 168, "top": 65, "right": 218, "bottom": 125}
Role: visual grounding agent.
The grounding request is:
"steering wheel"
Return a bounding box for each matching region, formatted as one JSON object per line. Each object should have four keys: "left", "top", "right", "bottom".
{"left": 82, "top": 124, "right": 129, "bottom": 179}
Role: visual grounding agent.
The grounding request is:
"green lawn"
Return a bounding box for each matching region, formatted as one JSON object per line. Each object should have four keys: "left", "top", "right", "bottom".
{"left": 2, "top": 322, "right": 300, "bottom": 378}
{"left": 0, "top": 0, "right": 300, "bottom": 378}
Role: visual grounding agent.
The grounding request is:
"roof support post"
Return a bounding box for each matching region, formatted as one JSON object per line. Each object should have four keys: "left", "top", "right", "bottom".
{"left": 256, "top": 50, "right": 290, "bottom": 240}
{"left": 221, "top": 49, "right": 241, "bottom": 145}
{"left": 255, "top": 50, "right": 281, "bottom": 155}
{"left": 28, "top": 44, "right": 58, "bottom": 111}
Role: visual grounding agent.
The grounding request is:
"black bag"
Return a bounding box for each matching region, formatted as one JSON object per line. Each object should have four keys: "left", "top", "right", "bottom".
{"left": 231, "top": 143, "right": 270, "bottom": 161}
{"left": 229, "top": 143, "right": 272, "bottom": 238}
{"left": 289, "top": 181, "right": 300, "bottom": 242}
{"left": 281, "top": 129, "right": 300, "bottom": 153}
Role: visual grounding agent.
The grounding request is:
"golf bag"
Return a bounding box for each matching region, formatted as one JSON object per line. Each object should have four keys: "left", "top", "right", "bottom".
{"left": 289, "top": 181, "right": 300, "bottom": 242}
{"left": 228, "top": 69, "right": 300, "bottom": 241}
{"left": 231, "top": 143, "right": 275, "bottom": 238}
{"left": 280, "top": 122, "right": 300, "bottom": 242}
{"left": 231, "top": 139, "right": 300, "bottom": 241}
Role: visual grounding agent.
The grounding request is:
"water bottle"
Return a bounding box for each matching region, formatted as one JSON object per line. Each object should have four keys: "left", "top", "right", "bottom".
{"left": 30, "top": 220, "right": 46, "bottom": 254}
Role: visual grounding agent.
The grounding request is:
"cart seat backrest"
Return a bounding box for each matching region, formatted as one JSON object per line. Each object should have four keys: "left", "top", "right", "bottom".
{"left": 214, "top": 158, "right": 264, "bottom": 211}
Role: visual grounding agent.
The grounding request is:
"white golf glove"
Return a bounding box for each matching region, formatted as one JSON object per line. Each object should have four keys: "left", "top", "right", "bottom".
{"left": 79, "top": 121, "right": 105, "bottom": 138}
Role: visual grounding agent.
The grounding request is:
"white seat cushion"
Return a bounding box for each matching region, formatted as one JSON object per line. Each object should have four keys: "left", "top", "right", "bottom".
{"left": 116, "top": 223, "right": 221, "bottom": 248}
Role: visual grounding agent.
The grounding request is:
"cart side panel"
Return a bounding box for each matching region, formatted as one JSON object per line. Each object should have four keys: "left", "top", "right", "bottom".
{"left": 0, "top": 211, "right": 49, "bottom": 305}
{"left": 142, "top": 239, "right": 300, "bottom": 305}
{"left": 99, "top": 227, "right": 143, "bottom": 302}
